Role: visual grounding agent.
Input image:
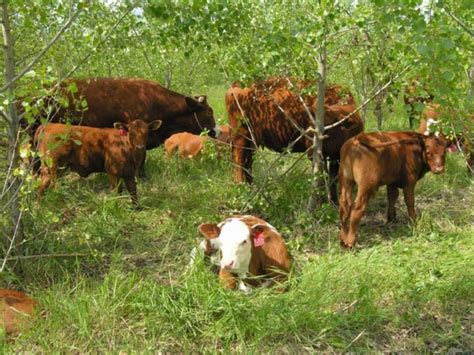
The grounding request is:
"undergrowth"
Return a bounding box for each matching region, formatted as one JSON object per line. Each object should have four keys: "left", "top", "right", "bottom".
{"left": 0, "top": 88, "right": 472, "bottom": 352}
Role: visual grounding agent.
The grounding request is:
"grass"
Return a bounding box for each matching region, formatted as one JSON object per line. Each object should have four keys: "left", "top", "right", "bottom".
{"left": 1, "top": 85, "right": 473, "bottom": 352}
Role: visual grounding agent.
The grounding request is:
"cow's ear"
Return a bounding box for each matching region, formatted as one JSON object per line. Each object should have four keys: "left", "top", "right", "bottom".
{"left": 113, "top": 122, "right": 128, "bottom": 130}
{"left": 198, "top": 223, "right": 220, "bottom": 239}
{"left": 250, "top": 224, "right": 271, "bottom": 236}
{"left": 148, "top": 120, "right": 162, "bottom": 131}
{"left": 185, "top": 96, "right": 204, "bottom": 111}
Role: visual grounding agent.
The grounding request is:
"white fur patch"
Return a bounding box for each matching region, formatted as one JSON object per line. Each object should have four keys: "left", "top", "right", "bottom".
{"left": 212, "top": 126, "right": 221, "bottom": 137}
{"left": 216, "top": 218, "right": 252, "bottom": 273}
{"left": 424, "top": 118, "right": 440, "bottom": 136}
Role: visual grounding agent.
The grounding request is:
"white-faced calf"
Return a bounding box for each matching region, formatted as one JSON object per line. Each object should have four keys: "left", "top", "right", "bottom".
{"left": 197, "top": 215, "right": 292, "bottom": 292}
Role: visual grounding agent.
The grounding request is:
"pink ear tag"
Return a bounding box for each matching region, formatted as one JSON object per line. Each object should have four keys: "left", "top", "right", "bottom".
{"left": 119, "top": 128, "right": 128, "bottom": 136}
{"left": 253, "top": 232, "right": 265, "bottom": 247}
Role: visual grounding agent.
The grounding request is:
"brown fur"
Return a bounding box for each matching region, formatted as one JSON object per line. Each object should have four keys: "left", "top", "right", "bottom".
{"left": 226, "top": 77, "right": 363, "bottom": 202}
{"left": 338, "top": 131, "right": 447, "bottom": 248}
{"left": 164, "top": 125, "right": 232, "bottom": 159}
{"left": 35, "top": 119, "right": 161, "bottom": 205}
{"left": 0, "top": 289, "right": 37, "bottom": 334}
{"left": 199, "top": 215, "right": 292, "bottom": 290}
{"left": 28, "top": 78, "right": 217, "bottom": 148}
{"left": 419, "top": 104, "right": 473, "bottom": 174}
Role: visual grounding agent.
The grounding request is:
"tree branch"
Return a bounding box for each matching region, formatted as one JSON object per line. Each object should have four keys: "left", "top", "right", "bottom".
{"left": 443, "top": 8, "right": 474, "bottom": 37}
{"left": 324, "top": 65, "right": 411, "bottom": 131}
{"left": 0, "top": 5, "right": 85, "bottom": 93}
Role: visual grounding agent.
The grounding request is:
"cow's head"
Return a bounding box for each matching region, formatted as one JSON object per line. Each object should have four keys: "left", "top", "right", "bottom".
{"left": 198, "top": 218, "right": 271, "bottom": 274}
{"left": 114, "top": 119, "right": 162, "bottom": 150}
{"left": 184, "top": 96, "right": 219, "bottom": 138}
{"left": 422, "top": 135, "right": 447, "bottom": 174}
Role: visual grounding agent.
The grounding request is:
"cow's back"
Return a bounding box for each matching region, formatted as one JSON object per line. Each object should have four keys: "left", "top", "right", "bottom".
{"left": 342, "top": 132, "right": 424, "bottom": 187}
{"left": 226, "top": 78, "right": 358, "bottom": 153}
{"left": 59, "top": 78, "right": 184, "bottom": 127}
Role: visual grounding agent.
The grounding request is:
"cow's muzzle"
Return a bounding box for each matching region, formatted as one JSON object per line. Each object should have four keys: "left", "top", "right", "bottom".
{"left": 431, "top": 166, "right": 445, "bottom": 174}
{"left": 209, "top": 126, "right": 220, "bottom": 138}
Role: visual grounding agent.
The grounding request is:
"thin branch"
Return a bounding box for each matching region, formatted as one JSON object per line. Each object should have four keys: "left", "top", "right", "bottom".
{"left": 0, "top": 5, "right": 84, "bottom": 93}
{"left": 324, "top": 65, "right": 411, "bottom": 131}
{"left": 443, "top": 8, "right": 474, "bottom": 37}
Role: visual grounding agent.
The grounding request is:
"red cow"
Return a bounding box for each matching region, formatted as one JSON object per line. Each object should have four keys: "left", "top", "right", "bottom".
{"left": 164, "top": 125, "right": 232, "bottom": 159}
{"left": 197, "top": 215, "right": 292, "bottom": 292}
{"left": 419, "top": 104, "right": 473, "bottom": 174}
{"left": 35, "top": 119, "right": 162, "bottom": 206}
{"left": 226, "top": 77, "right": 363, "bottom": 202}
{"left": 338, "top": 131, "right": 447, "bottom": 248}
{"left": 26, "top": 77, "right": 218, "bottom": 176}
{"left": 0, "top": 289, "right": 37, "bottom": 334}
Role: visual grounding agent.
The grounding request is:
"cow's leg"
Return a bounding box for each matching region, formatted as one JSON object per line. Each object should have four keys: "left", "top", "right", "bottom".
{"left": 218, "top": 269, "right": 237, "bottom": 289}
{"left": 344, "top": 186, "right": 373, "bottom": 248}
{"left": 403, "top": 184, "right": 416, "bottom": 221}
{"left": 329, "top": 160, "right": 339, "bottom": 204}
{"left": 232, "top": 126, "right": 254, "bottom": 183}
{"left": 338, "top": 176, "right": 354, "bottom": 245}
{"left": 138, "top": 150, "right": 147, "bottom": 180}
{"left": 124, "top": 176, "right": 139, "bottom": 207}
{"left": 387, "top": 184, "right": 399, "bottom": 222}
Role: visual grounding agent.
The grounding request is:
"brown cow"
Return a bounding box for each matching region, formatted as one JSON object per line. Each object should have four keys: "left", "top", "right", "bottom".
{"left": 338, "top": 131, "right": 447, "bottom": 248}
{"left": 226, "top": 77, "right": 363, "bottom": 202}
{"left": 164, "top": 125, "right": 232, "bottom": 159}
{"left": 26, "top": 77, "right": 218, "bottom": 176}
{"left": 0, "top": 289, "right": 37, "bottom": 334}
{"left": 197, "top": 215, "right": 292, "bottom": 292}
{"left": 419, "top": 104, "right": 473, "bottom": 174}
{"left": 35, "top": 119, "right": 162, "bottom": 206}
{"left": 403, "top": 80, "right": 434, "bottom": 128}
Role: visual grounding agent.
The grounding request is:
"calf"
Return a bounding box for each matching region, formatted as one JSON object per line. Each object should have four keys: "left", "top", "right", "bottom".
{"left": 0, "top": 289, "right": 37, "bottom": 334}
{"left": 197, "top": 215, "right": 291, "bottom": 292}
{"left": 420, "top": 104, "right": 473, "bottom": 174}
{"left": 164, "top": 125, "right": 232, "bottom": 159}
{"left": 339, "top": 131, "right": 447, "bottom": 248}
{"left": 35, "top": 119, "right": 162, "bottom": 205}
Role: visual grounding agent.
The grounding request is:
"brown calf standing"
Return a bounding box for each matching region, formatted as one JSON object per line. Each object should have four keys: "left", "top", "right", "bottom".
{"left": 0, "top": 289, "right": 37, "bottom": 334}
{"left": 339, "top": 131, "right": 447, "bottom": 248}
{"left": 198, "top": 215, "right": 291, "bottom": 292}
{"left": 35, "top": 119, "right": 162, "bottom": 205}
{"left": 419, "top": 104, "right": 473, "bottom": 175}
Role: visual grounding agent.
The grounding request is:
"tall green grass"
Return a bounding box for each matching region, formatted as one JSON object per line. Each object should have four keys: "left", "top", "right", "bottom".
{"left": 1, "top": 86, "right": 473, "bottom": 351}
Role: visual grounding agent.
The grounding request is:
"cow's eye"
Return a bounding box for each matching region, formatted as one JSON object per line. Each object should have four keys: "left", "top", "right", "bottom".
{"left": 241, "top": 240, "right": 247, "bottom": 245}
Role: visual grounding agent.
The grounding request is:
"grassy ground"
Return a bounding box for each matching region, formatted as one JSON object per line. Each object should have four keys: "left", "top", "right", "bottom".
{"left": 1, "top": 86, "right": 473, "bottom": 352}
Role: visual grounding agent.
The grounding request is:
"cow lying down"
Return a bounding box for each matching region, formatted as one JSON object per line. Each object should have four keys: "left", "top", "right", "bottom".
{"left": 192, "top": 215, "right": 292, "bottom": 292}
{"left": 35, "top": 119, "right": 162, "bottom": 206}
{"left": 0, "top": 289, "right": 38, "bottom": 335}
{"left": 164, "top": 125, "right": 231, "bottom": 159}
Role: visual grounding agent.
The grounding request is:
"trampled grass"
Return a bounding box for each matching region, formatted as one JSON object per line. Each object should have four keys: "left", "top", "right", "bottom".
{"left": 1, "top": 86, "right": 473, "bottom": 352}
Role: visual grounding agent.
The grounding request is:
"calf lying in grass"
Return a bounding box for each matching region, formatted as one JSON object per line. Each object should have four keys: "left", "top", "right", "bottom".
{"left": 196, "top": 215, "right": 292, "bottom": 292}
{"left": 0, "top": 289, "right": 37, "bottom": 335}
{"left": 35, "top": 119, "right": 162, "bottom": 206}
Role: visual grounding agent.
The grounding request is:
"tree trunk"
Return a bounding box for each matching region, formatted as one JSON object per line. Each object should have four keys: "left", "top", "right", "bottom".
{"left": 1, "top": 0, "right": 24, "bottom": 253}
{"left": 307, "top": 46, "right": 329, "bottom": 212}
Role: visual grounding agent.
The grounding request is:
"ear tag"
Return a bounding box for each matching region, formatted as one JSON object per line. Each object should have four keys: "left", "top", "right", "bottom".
{"left": 119, "top": 128, "right": 128, "bottom": 136}
{"left": 253, "top": 232, "right": 265, "bottom": 247}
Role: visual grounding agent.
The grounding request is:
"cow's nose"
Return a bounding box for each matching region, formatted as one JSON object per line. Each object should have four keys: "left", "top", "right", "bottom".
{"left": 433, "top": 166, "right": 444, "bottom": 174}
{"left": 223, "top": 260, "right": 234, "bottom": 270}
